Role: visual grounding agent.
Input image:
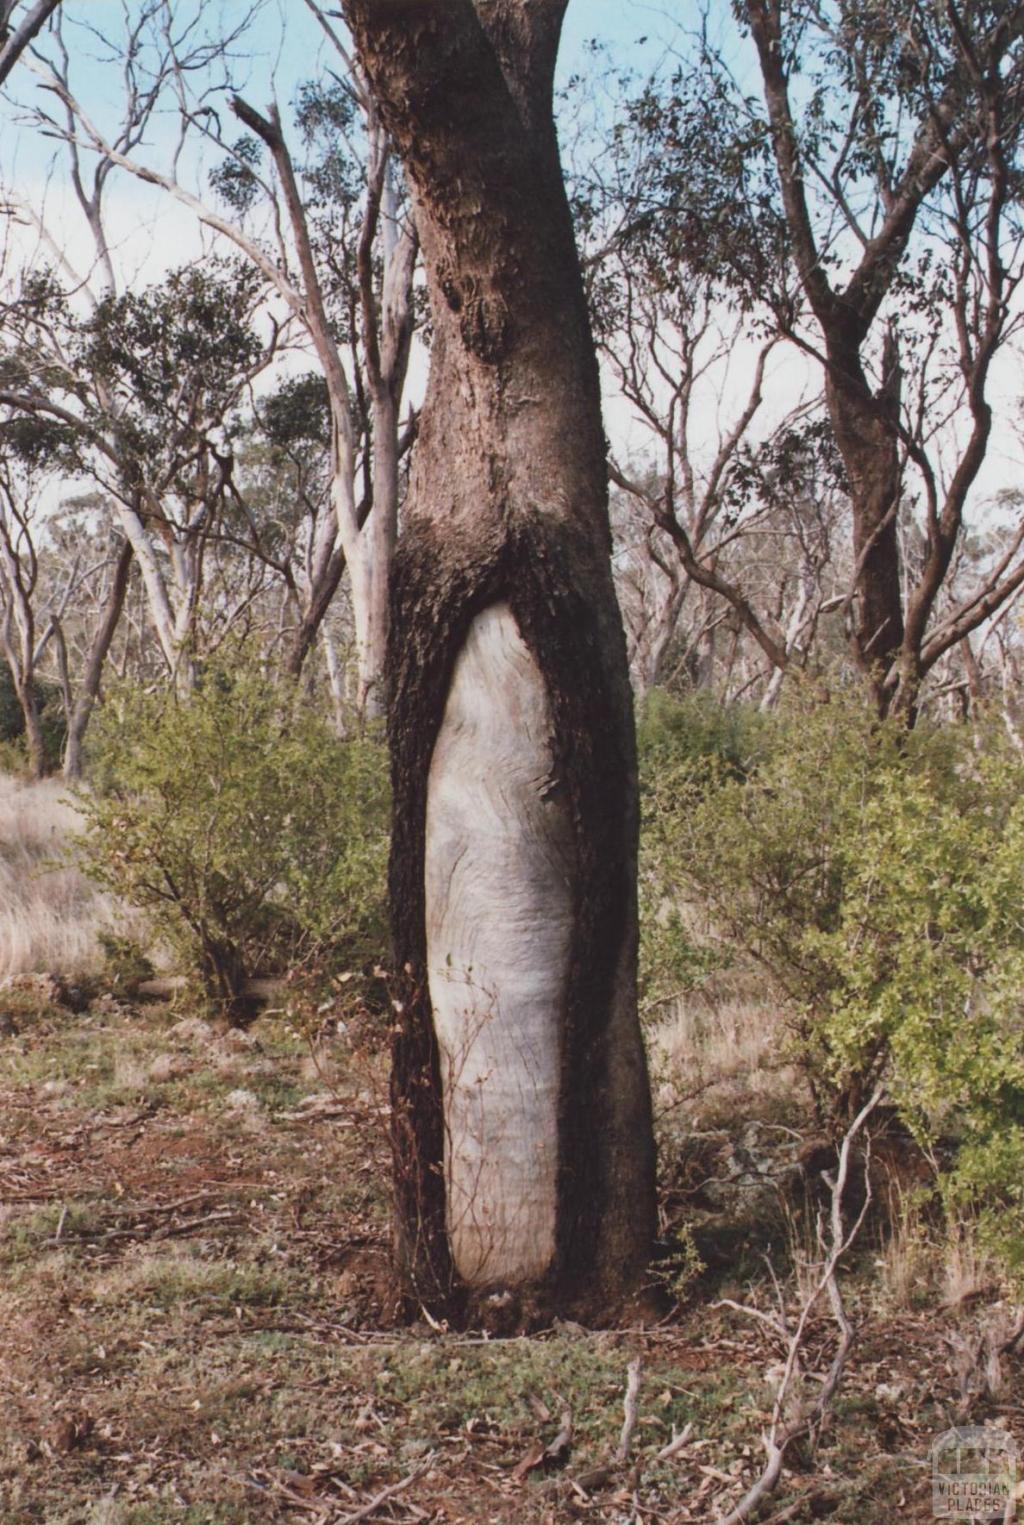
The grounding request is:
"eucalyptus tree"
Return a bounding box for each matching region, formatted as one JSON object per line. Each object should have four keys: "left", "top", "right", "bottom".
{"left": 2, "top": 7, "right": 289, "bottom": 697}
{"left": 21, "top": 0, "right": 419, "bottom": 717}
{"left": 0, "top": 257, "right": 278, "bottom": 688}
{"left": 573, "top": 74, "right": 819, "bottom": 698}
{"left": 0, "top": 450, "right": 55, "bottom": 776}
{"left": 645, "top": 0, "right": 1024, "bottom": 717}
{"left": 338, "top": 0, "right": 656, "bottom": 1321}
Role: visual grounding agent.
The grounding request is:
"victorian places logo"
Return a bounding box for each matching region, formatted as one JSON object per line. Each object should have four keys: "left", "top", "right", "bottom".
{"left": 932, "top": 1426, "right": 1019, "bottom": 1521}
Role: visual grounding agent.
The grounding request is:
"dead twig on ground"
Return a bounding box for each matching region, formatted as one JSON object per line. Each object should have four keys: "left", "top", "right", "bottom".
{"left": 615, "top": 1355, "right": 643, "bottom": 1465}
{"left": 334, "top": 1458, "right": 433, "bottom": 1522}
{"left": 656, "top": 1421, "right": 695, "bottom": 1462}
{"left": 714, "top": 1087, "right": 883, "bottom": 1524}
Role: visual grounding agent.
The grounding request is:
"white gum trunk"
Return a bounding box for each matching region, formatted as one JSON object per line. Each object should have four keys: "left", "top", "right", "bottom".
{"left": 425, "top": 602, "right": 573, "bottom": 1286}
{"left": 346, "top": 547, "right": 388, "bottom": 721}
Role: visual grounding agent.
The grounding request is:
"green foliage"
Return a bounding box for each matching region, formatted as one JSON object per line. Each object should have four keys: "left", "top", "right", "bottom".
{"left": 638, "top": 687, "right": 767, "bottom": 779}
{"left": 652, "top": 1225, "right": 706, "bottom": 1306}
{"left": 294, "top": 79, "right": 362, "bottom": 209}
{"left": 97, "top": 932, "right": 156, "bottom": 998}
{"left": 639, "top": 690, "right": 1024, "bottom": 1289}
{"left": 75, "top": 259, "right": 265, "bottom": 492}
{"left": 258, "top": 372, "right": 331, "bottom": 451}
{"left": 0, "top": 663, "right": 66, "bottom": 773}
{"left": 74, "top": 663, "right": 389, "bottom": 1022}
{"left": 636, "top": 691, "right": 765, "bottom": 1011}
{"left": 208, "top": 135, "right": 263, "bottom": 215}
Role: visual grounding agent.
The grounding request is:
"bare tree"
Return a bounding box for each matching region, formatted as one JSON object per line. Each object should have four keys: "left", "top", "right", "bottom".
{"left": 0, "top": 0, "right": 59, "bottom": 90}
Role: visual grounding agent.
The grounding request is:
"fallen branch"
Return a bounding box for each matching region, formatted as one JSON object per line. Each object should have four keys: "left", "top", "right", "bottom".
{"left": 656, "top": 1421, "right": 694, "bottom": 1462}
{"left": 572, "top": 1357, "right": 645, "bottom": 1494}
{"left": 336, "top": 1457, "right": 433, "bottom": 1524}
{"left": 136, "top": 976, "right": 285, "bottom": 1002}
{"left": 513, "top": 1405, "right": 573, "bottom": 1480}
{"left": 615, "top": 1356, "right": 643, "bottom": 1465}
{"left": 716, "top": 1088, "right": 883, "bottom": 1524}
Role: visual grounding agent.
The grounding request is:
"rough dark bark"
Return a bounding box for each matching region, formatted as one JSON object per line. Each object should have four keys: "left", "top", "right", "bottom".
{"left": 340, "top": 0, "right": 656, "bottom": 1323}
{"left": 825, "top": 327, "right": 905, "bottom": 693}
{"left": 63, "top": 538, "right": 133, "bottom": 779}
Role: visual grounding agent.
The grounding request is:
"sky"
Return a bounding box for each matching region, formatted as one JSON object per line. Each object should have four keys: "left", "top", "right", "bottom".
{"left": 0, "top": 0, "right": 705, "bottom": 446}
{"left": 0, "top": 0, "right": 1022, "bottom": 518}
{"left": 0, "top": 0, "right": 677, "bottom": 286}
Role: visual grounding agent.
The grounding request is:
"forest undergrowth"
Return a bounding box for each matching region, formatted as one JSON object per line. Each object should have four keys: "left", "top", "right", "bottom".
{"left": 1, "top": 772, "right": 1020, "bottom": 1523}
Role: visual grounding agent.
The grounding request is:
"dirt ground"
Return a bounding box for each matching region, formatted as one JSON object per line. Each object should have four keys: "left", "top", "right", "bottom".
{"left": 0, "top": 992, "right": 1020, "bottom": 1524}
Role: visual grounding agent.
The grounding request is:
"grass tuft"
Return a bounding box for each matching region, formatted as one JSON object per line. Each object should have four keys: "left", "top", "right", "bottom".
{"left": 0, "top": 774, "right": 123, "bottom": 978}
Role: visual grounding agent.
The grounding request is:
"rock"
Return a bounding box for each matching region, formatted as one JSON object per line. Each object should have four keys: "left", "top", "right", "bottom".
{"left": 219, "top": 1027, "right": 258, "bottom": 1052}
{"left": 701, "top": 1120, "right": 805, "bottom": 1215}
{"left": 168, "top": 1017, "right": 215, "bottom": 1044}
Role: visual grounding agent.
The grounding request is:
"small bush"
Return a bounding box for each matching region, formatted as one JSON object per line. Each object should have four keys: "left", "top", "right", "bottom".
{"left": 639, "top": 688, "right": 1024, "bottom": 1291}
{"left": 97, "top": 931, "right": 155, "bottom": 997}
{"left": 74, "top": 663, "right": 389, "bottom": 1022}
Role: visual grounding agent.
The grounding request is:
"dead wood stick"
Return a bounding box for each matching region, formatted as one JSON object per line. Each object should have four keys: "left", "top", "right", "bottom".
{"left": 150, "top": 1209, "right": 243, "bottom": 1241}
{"left": 137, "top": 975, "right": 285, "bottom": 1001}
{"left": 108, "top": 1191, "right": 217, "bottom": 1217}
{"left": 70, "top": 1208, "right": 242, "bottom": 1246}
{"left": 614, "top": 1356, "right": 643, "bottom": 1465}
{"left": 656, "top": 1421, "right": 694, "bottom": 1462}
{"left": 232, "top": 1470, "right": 332, "bottom": 1515}
{"left": 335, "top": 1457, "right": 432, "bottom": 1523}
{"left": 716, "top": 1087, "right": 882, "bottom": 1525}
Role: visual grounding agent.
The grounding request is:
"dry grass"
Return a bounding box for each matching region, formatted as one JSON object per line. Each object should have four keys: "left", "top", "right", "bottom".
{"left": 0, "top": 773, "right": 122, "bottom": 979}
{"left": 651, "top": 975, "right": 805, "bottom": 1130}
{"left": 876, "top": 1180, "right": 935, "bottom": 1310}
{"left": 0, "top": 999, "right": 976, "bottom": 1524}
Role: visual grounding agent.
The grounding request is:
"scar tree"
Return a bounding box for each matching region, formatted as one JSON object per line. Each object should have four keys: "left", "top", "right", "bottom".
{"left": 339, "top": 0, "right": 657, "bottom": 1320}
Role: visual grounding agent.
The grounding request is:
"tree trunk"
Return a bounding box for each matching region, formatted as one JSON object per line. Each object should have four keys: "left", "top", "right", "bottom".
{"left": 19, "top": 680, "right": 46, "bottom": 780}
{"left": 284, "top": 542, "right": 346, "bottom": 683}
{"left": 1, "top": 607, "right": 45, "bottom": 778}
{"left": 63, "top": 538, "right": 132, "bottom": 780}
{"left": 341, "top": 0, "right": 656, "bottom": 1324}
{"left": 353, "top": 388, "right": 400, "bottom": 720}
{"left": 825, "top": 330, "right": 905, "bottom": 708}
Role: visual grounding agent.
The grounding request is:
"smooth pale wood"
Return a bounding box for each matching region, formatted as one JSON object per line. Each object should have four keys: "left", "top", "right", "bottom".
{"left": 425, "top": 602, "right": 573, "bottom": 1285}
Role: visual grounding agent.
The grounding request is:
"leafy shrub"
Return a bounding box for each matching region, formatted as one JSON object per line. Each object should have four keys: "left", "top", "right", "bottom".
{"left": 74, "top": 664, "right": 389, "bottom": 1023}
{"left": 636, "top": 691, "right": 765, "bottom": 1013}
{"left": 97, "top": 932, "right": 155, "bottom": 998}
{"left": 637, "top": 687, "right": 767, "bottom": 781}
{"left": 639, "top": 689, "right": 1024, "bottom": 1289}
